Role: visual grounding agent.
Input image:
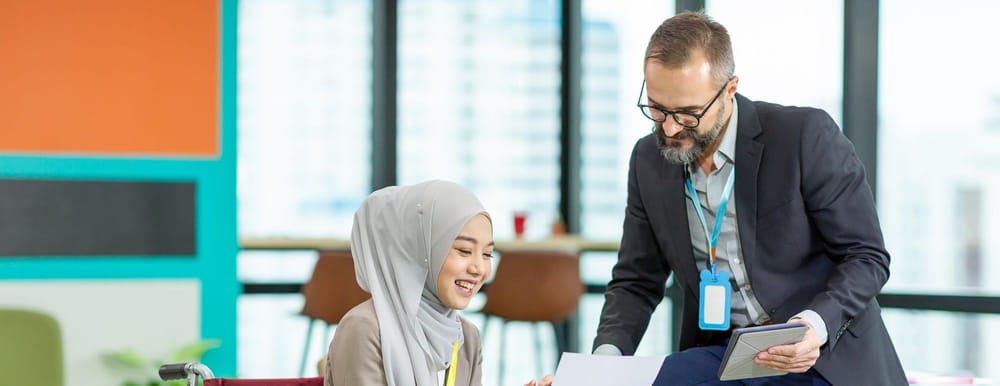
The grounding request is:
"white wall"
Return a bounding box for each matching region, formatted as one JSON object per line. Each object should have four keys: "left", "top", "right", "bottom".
{"left": 0, "top": 280, "right": 200, "bottom": 386}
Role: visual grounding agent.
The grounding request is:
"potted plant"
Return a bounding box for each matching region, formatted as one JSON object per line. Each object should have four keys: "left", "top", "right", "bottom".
{"left": 103, "top": 339, "right": 221, "bottom": 386}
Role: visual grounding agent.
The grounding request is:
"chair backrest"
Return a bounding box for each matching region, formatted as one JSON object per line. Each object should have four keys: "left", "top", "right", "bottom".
{"left": 300, "top": 250, "right": 371, "bottom": 325}
{"left": 206, "top": 377, "right": 324, "bottom": 386}
{"left": 481, "top": 249, "right": 584, "bottom": 322}
{"left": 0, "top": 309, "right": 64, "bottom": 386}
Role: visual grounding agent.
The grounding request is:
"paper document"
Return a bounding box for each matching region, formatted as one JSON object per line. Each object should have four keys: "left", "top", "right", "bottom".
{"left": 552, "top": 352, "right": 665, "bottom": 386}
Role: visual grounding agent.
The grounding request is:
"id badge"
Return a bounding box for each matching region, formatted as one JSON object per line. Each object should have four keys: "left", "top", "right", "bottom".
{"left": 698, "top": 269, "right": 731, "bottom": 330}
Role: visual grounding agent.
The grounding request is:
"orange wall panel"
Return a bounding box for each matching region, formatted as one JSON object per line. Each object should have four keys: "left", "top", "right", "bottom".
{"left": 0, "top": 0, "right": 219, "bottom": 157}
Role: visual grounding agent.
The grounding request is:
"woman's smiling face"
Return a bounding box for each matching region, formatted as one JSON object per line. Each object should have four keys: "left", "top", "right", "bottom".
{"left": 436, "top": 214, "right": 494, "bottom": 309}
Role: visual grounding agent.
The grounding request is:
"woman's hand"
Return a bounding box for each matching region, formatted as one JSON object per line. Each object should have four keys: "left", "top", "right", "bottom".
{"left": 524, "top": 374, "right": 554, "bottom": 386}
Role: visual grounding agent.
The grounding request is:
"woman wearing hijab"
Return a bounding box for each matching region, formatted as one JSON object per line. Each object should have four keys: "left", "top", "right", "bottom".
{"left": 324, "top": 180, "right": 493, "bottom": 386}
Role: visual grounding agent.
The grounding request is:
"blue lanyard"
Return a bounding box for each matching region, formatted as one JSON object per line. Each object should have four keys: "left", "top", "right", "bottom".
{"left": 684, "top": 166, "right": 736, "bottom": 276}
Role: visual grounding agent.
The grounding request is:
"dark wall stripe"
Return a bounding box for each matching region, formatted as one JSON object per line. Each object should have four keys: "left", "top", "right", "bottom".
{"left": 0, "top": 179, "right": 196, "bottom": 256}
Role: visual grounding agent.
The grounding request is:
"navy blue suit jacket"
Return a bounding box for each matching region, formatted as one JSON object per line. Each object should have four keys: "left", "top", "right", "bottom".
{"left": 594, "top": 94, "right": 907, "bottom": 385}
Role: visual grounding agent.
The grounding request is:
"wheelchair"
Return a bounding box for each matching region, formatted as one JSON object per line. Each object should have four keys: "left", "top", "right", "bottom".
{"left": 159, "top": 362, "right": 324, "bottom": 386}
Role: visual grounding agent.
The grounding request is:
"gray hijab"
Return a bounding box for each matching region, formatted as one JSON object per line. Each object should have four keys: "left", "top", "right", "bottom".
{"left": 351, "top": 180, "right": 490, "bottom": 386}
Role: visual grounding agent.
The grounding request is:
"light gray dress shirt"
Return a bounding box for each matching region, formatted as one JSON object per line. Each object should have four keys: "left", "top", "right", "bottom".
{"left": 684, "top": 99, "right": 771, "bottom": 328}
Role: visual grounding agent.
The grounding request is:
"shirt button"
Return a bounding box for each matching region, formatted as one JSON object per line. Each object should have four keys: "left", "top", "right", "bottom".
{"left": 742, "top": 285, "right": 751, "bottom": 291}
{"left": 733, "top": 258, "right": 740, "bottom": 264}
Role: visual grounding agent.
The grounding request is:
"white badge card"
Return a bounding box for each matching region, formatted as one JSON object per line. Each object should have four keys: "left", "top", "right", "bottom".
{"left": 699, "top": 269, "right": 731, "bottom": 330}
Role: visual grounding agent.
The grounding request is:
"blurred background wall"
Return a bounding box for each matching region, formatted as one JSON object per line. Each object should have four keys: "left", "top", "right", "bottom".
{"left": 0, "top": 1, "right": 238, "bottom": 384}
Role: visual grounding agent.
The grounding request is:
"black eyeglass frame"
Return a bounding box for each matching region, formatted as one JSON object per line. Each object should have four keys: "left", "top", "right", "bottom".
{"left": 636, "top": 77, "right": 733, "bottom": 129}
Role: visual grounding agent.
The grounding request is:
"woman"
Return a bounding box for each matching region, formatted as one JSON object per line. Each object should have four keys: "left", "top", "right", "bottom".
{"left": 325, "top": 180, "right": 493, "bottom": 386}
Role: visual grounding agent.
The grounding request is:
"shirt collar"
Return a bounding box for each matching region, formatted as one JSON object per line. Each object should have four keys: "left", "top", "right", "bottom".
{"left": 715, "top": 96, "right": 738, "bottom": 167}
{"left": 687, "top": 96, "right": 739, "bottom": 176}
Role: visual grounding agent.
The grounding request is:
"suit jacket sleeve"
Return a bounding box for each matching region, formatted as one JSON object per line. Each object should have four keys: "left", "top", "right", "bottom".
{"left": 798, "top": 110, "right": 890, "bottom": 349}
{"left": 325, "top": 302, "right": 387, "bottom": 386}
{"left": 593, "top": 138, "right": 673, "bottom": 355}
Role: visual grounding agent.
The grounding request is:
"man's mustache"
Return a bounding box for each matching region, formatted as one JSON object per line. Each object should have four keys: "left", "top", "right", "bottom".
{"left": 656, "top": 127, "right": 697, "bottom": 141}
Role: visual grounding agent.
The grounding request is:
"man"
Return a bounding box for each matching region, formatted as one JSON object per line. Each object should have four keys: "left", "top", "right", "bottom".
{"left": 592, "top": 11, "right": 906, "bottom": 385}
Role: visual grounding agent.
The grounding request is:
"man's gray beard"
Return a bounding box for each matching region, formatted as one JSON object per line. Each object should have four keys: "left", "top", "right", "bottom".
{"left": 655, "top": 101, "right": 726, "bottom": 165}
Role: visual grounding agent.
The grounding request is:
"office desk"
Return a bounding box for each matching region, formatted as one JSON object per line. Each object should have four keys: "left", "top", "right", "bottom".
{"left": 241, "top": 235, "right": 620, "bottom": 253}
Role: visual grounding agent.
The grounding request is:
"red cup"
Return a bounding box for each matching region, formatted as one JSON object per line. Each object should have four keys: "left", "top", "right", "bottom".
{"left": 513, "top": 211, "right": 528, "bottom": 239}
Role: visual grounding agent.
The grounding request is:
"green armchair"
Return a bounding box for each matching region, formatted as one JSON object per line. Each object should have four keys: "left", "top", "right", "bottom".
{"left": 0, "top": 308, "right": 64, "bottom": 386}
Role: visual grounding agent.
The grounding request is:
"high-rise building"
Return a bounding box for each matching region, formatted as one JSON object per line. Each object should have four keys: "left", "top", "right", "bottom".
{"left": 238, "top": 0, "right": 372, "bottom": 239}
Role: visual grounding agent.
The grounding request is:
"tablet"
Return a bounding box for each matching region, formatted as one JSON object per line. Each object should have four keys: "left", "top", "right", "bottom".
{"left": 717, "top": 322, "right": 809, "bottom": 381}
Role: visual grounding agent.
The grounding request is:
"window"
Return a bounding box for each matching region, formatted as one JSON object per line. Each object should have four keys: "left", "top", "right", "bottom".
{"left": 237, "top": 0, "right": 372, "bottom": 377}
{"left": 580, "top": 0, "right": 674, "bottom": 241}
{"left": 397, "top": 3, "right": 562, "bottom": 379}
{"left": 578, "top": 0, "right": 676, "bottom": 356}
{"left": 238, "top": 0, "right": 372, "bottom": 239}
{"left": 397, "top": 0, "right": 562, "bottom": 241}
{"left": 706, "top": 0, "right": 843, "bottom": 125}
{"left": 879, "top": 0, "right": 1000, "bottom": 379}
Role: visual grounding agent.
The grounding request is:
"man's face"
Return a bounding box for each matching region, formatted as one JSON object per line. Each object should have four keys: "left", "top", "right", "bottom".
{"left": 643, "top": 55, "right": 734, "bottom": 165}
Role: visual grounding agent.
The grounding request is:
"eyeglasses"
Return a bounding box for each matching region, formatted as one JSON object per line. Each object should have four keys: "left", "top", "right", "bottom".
{"left": 636, "top": 77, "right": 732, "bottom": 129}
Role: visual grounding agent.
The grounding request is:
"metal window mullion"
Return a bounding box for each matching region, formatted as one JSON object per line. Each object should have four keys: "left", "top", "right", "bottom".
{"left": 372, "top": 0, "right": 398, "bottom": 191}
{"left": 676, "top": 0, "right": 705, "bottom": 13}
{"left": 560, "top": 0, "right": 582, "bottom": 235}
{"left": 843, "top": 0, "right": 879, "bottom": 197}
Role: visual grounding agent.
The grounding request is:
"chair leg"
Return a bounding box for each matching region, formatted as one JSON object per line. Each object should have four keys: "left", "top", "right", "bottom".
{"left": 552, "top": 320, "right": 567, "bottom": 368}
{"left": 318, "top": 324, "right": 333, "bottom": 375}
{"left": 480, "top": 316, "right": 490, "bottom": 381}
{"left": 533, "top": 322, "right": 543, "bottom": 379}
{"left": 498, "top": 319, "right": 507, "bottom": 386}
{"left": 300, "top": 319, "right": 316, "bottom": 377}
{"left": 323, "top": 324, "right": 335, "bottom": 348}
{"left": 481, "top": 315, "right": 490, "bottom": 348}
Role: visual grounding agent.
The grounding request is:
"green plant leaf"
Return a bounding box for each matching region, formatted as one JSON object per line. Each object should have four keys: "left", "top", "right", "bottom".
{"left": 104, "top": 350, "right": 147, "bottom": 368}
{"left": 170, "top": 339, "right": 222, "bottom": 362}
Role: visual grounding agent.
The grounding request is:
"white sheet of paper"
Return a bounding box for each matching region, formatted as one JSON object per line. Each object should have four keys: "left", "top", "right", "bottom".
{"left": 552, "top": 352, "right": 666, "bottom": 386}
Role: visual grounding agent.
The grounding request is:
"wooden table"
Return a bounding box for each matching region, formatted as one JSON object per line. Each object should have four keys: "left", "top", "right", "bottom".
{"left": 241, "top": 235, "right": 620, "bottom": 253}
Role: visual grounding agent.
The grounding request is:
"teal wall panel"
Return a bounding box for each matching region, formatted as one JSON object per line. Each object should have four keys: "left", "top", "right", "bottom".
{"left": 0, "top": 0, "right": 239, "bottom": 376}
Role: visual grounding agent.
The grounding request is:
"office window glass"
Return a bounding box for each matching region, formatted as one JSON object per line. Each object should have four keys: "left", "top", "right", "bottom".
{"left": 238, "top": 0, "right": 371, "bottom": 239}
{"left": 880, "top": 0, "right": 1000, "bottom": 379}
{"left": 879, "top": 0, "right": 1000, "bottom": 293}
{"left": 580, "top": 0, "right": 674, "bottom": 241}
{"left": 397, "top": 0, "right": 561, "bottom": 241}
{"left": 578, "top": 0, "right": 676, "bottom": 357}
{"left": 883, "top": 309, "right": 1000, "bottom": 380}
{"left": 237, "top": 0, "right": 371, "bottom": 377}
{"left": 706, "top": 0, "right": 843, "bottom": 125}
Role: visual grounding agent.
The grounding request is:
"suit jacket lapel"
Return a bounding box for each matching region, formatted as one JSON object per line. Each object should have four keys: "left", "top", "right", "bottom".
{"left": 653, "top": 148, "right": 700, "bottom": 297}
{"left": 734, "top": 94, "right": 763, "bottom": 281}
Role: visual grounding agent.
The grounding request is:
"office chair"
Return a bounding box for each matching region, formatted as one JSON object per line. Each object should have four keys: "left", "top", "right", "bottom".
{"left": 0, "top": 308, "right": 64, "bottom": 386}
{"left": 298, "top": 250, "right": 370, "bottom": 376}
{"left": 480, "top": 249, "right": 584, "bottom": 386}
